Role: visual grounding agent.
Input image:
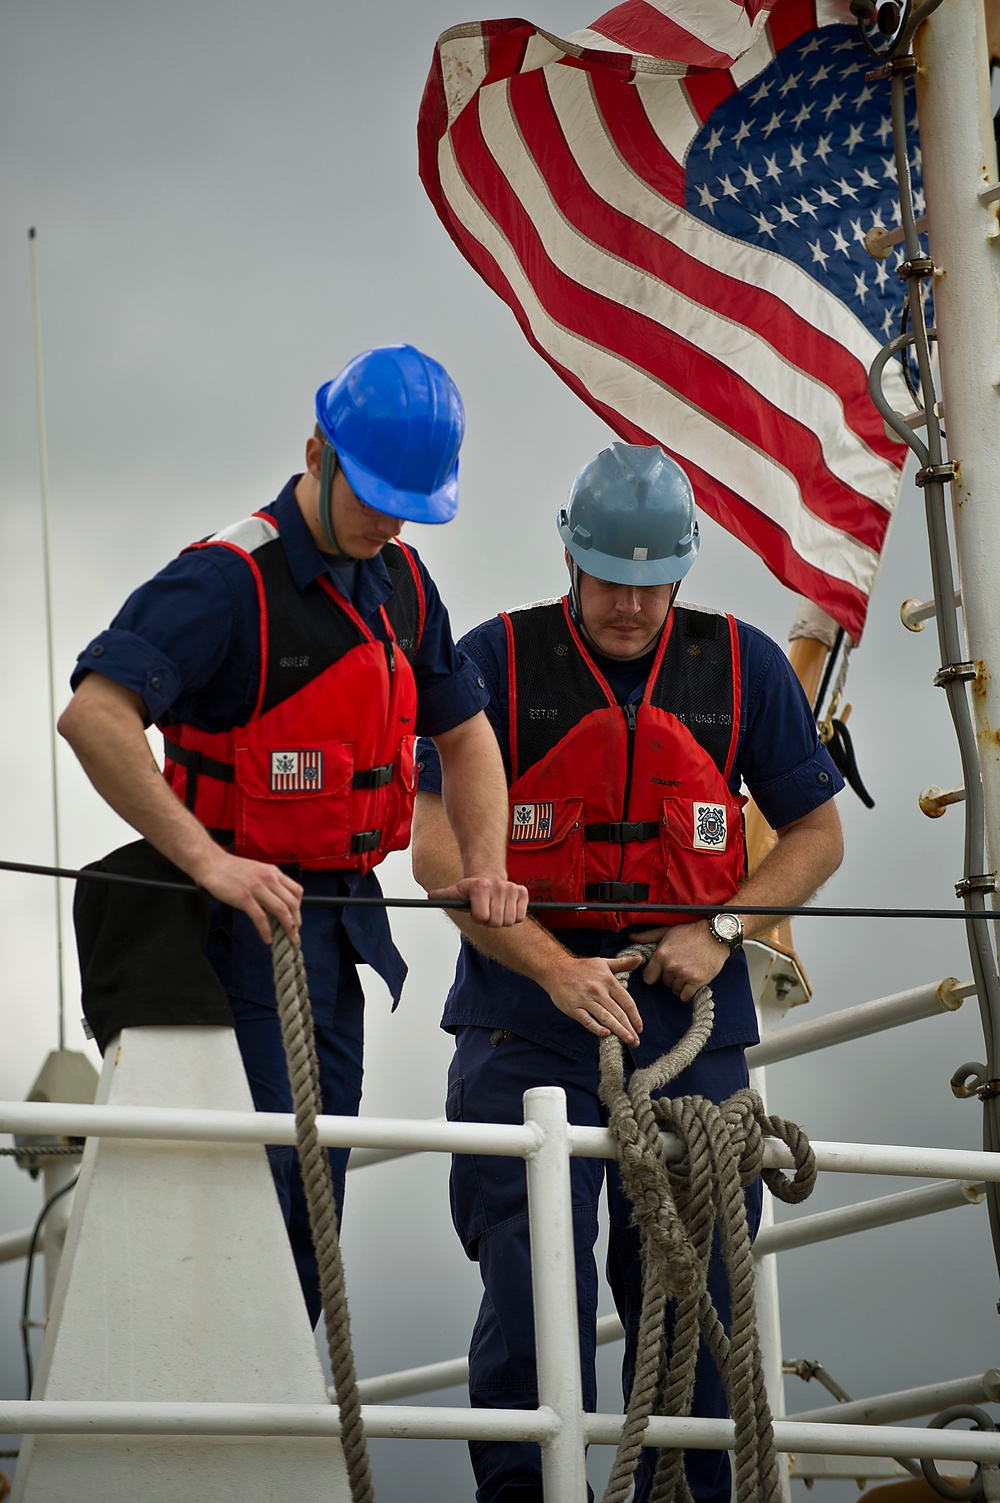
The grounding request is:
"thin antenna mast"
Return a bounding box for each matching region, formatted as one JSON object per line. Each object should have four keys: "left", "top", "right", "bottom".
{"left": 29, "top": 226, "right": 67, "bottom": 1052}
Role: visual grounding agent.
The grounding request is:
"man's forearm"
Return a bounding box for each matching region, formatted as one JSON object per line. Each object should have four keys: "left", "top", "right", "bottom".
{"left": 58, "top": 674, "right": 226, "bottom": 884}
{"left": 411, "top": 789, "right": 643, "bottom": 1042}
{"left": 58, "top": 672, "right": 303, "bottom": 942}
{"left": 412, "top": 789, "right": 569, "bottom": 983}
{"left": 731, "top": 801, "right": 844, "bottom": 937}
{"left": 434, "top": 712, "right": 512, "bottom": 878}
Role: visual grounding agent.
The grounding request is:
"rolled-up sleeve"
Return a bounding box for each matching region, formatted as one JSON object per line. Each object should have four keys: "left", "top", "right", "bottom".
{"left": 747, "top": 750, "right": 840, "bottom": 829}
{"left": 70, "top": 549, "right": 250, "bottom": 728}
{"left": 737, "top": 624, "right": 844, "bottom": 828}
{"left": 72, "top": 629, "right": 187, "bottom": 725}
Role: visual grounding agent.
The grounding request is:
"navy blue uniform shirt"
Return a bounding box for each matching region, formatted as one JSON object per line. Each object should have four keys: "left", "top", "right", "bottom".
{"left": 73, "top": 476, "right": 489, "bottom": 1005}
{"left": 418, "top": 603, "right": 843, "bottom": 1062}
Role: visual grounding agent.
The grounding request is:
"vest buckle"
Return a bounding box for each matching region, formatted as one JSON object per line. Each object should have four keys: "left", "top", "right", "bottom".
{"left": 352, "top": 763, "right": 395, "bottom": 790}
{"left": 350, "top": 829, "right": 383, "bottom": 855}
{"left": 585, "top": 881, "right": 651, "bottom": 903}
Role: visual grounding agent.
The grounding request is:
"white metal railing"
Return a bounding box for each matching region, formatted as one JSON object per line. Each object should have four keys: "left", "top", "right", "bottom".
{"left": 4, "top": 1084, "right": 1000, "bottom": 1499}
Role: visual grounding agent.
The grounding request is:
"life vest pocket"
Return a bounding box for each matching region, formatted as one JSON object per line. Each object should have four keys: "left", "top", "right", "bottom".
{"left": 505, "top": 797, "right": 585, "bottom": 903}
{"left": 658, "top": 793, "right": 746, "bottom": 908}
{"left": 232, "top": 740, "right": 354, "bottom": 865}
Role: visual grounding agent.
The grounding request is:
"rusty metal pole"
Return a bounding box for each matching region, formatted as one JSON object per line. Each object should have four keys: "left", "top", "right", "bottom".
{"left": 914, "top": 0, "right": 1000, "bottom": 880}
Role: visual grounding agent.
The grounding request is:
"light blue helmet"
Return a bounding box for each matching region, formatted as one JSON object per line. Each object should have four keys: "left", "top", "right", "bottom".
{"left": 557, "top": 443, "right": 699, "bottom": 586}
{"left": 315, "top": 344, "right": 465, "bottom": 524}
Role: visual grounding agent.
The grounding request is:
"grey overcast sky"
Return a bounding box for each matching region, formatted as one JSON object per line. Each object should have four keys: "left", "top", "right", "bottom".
{"left": 1, "top": 2, "right": 997, "bottom": 1498}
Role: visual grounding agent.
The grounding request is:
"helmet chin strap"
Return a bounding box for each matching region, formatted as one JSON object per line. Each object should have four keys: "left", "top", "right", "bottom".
{"left": 567, "top": 556, "right": 681, "bottom": 654}
{"left": 566, "top": 555, "right": 582, "bottom": 623}
{"left": 319, "top": 442, "right": 360, "bottom": 559}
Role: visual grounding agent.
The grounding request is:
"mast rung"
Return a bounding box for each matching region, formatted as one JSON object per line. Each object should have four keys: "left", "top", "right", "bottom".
{"left": 901, "top": 590, "right": 962, "bottom": 631}
{"left": 919, "top": 783, "right": 966, "bottom": 817}
{"left": 865, "top": 216, "right": 928, "bottom": 258}
{"left": 748, "top": 978, "right": 972, "bottom": 1066}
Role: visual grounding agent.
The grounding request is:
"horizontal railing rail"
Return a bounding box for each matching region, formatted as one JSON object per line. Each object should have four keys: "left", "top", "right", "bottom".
{"left": 4, "top": 1401, "right": 1000, "bottom": 1464}
{"left": 5, "top": 1101, "right": 1000, "bottom": 1182}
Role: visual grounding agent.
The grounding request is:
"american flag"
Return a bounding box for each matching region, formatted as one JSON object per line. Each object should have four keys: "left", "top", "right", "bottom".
{"left": 270, "top": 750, "right": 324, "bottom": 793}
{"left": 511, "top": 801, "right": 555, "bottom": 840}
{"left": 418, "top": 0, "right": 923, "bottom": 640}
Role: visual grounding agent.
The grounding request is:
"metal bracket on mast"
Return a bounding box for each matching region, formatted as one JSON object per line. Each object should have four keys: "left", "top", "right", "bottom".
{"left": 915, "top": 460, "right": 958, "bottom": 485}
{"left": 933, "top": 661, "right": 977, "bottom": 687}
{"left": 866, "top": 54, "right": 918, "bottom": 80}
{"left": 955, "top": 874, "right": 998, "bottom": 898}
{"left": 898, "top": 255, "right": 936, "bottom": 280}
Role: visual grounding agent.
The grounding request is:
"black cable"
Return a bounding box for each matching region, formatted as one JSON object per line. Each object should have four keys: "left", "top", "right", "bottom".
{"left": 1, "top": 854, "right": 1000, "bottom": 921}
{"left": 21, "top": 1174, "right": 79, "bottom": 1397}
{"left": 811, "top": 628, "right": 845, "bottom": 719}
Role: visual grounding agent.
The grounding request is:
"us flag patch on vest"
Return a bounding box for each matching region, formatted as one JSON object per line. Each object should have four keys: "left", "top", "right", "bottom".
{"left": 692, "top": 803, "right": 727, "bottom": 850}
{"left": 510, "top": 802, "right": 554, "bottom": 842}
{"left": 271, "top": 750, "right": 323, "bottom": 793}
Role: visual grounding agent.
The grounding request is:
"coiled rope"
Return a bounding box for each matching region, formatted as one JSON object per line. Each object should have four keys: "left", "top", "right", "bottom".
{"left": 598, "top": 944, "right": 817, "bottom": 1503}
{"left": 270, "top": 919, "right": 373, "bottom": 1503}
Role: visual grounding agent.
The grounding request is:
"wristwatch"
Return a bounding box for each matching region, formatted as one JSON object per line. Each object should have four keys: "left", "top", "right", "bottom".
{"left": 708, "top": 912, "right": 744, "bottom": 953}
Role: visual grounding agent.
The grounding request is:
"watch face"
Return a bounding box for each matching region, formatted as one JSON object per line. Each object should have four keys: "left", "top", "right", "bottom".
{"left": 713, "top": 914, "right": 741, "bottom": 943}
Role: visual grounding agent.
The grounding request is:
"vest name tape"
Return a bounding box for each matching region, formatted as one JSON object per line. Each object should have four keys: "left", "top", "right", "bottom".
{"left": 511, "top": 802, "right": 554, "bottom": 842}
{"left": 271, "top": 749, "right": 323, "bottom": 793}
{"left": 693, "top": 802, "right": 727, "bottom": 850}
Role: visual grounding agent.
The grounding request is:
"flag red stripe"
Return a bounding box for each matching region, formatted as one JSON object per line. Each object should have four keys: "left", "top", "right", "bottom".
{"left": 683, "top": 66, "right": 738, "bottom": 123}
{"left": 766, "top": 0, "right": 818, "bottom": 52}
{"left": 457, "top": 86, "right": 890, "bottom": 551}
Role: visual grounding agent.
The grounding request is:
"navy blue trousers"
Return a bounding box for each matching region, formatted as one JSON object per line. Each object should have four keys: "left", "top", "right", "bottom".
{"left": 208, "top": 906, "right": 366, "bottom": 1329}
{"left": 446, "top": 1027, "right": 762, "bottom": 1503}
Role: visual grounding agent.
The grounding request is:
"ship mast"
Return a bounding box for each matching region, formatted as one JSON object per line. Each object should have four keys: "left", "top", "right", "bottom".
{"left": 878, "top": 0, "right": 1000, "bottom": 1284}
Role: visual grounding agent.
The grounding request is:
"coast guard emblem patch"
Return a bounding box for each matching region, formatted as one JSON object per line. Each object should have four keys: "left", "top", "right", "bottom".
{"left": 510, "top": 802, "right": 554, "bottom": 842}
{"left": 692, "top": 802, "right": 727, "bottom": 850}
{"left": 271, "top": 750, "right": 323, "bottom": 793}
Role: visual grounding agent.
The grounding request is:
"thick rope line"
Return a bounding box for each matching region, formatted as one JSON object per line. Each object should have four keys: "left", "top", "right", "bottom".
{"left": 270, "top": 920, "right": 373, "bottom": 1503}
{"left": 599, "top": 944, "right": 817, "bottom": 1503}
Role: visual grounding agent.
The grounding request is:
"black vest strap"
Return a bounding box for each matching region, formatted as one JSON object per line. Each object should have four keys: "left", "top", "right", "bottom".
{"left": 584, "top": 881, "right": 651, "bottom": 903}
{"left": 583, "top": 820, "right": 660, "bottom": 844}
{"left": 162, "top": 736, "right": 235, "bottom": 786}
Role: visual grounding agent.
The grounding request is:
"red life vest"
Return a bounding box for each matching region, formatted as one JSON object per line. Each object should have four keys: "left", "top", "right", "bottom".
{"left": 160, "top": 513, "right": 425, "bottom": 873}
{"left": 502, "top": 597, "right": 746, "bottom": 929}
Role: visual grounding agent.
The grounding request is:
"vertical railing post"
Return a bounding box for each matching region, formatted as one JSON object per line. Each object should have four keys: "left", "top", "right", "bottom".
{"left": 523, "top": 1087, "right": 588, "bottom": 1502}
{"left": 750, "top": 989, "right": 793, "bottom": 1503}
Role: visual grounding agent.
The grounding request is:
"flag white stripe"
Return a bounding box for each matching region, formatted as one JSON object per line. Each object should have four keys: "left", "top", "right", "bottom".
{"left": 729, "top": 26, "right": 775, "bottom": 86}
{"left": 439, "top": 131, "right": 881, "bottom": 591}
{"left": 632, "top": 71, "right": 704, "bottom": 159}
{"left": 566, "top": 26, "right": 645, "bottom": 53}
{"left": 480, "top": 80, "right": 900, "bottom": 510}
{"left": 438, "top": 30, "right": 490, "bottom": 127}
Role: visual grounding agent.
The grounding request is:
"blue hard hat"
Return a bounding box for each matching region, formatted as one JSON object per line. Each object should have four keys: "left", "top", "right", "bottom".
{"left": 315, "top": 345, "right": 465, "bottom": 524}
{"left": 557, "top": 443, "right": 699, "bottom": 586}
